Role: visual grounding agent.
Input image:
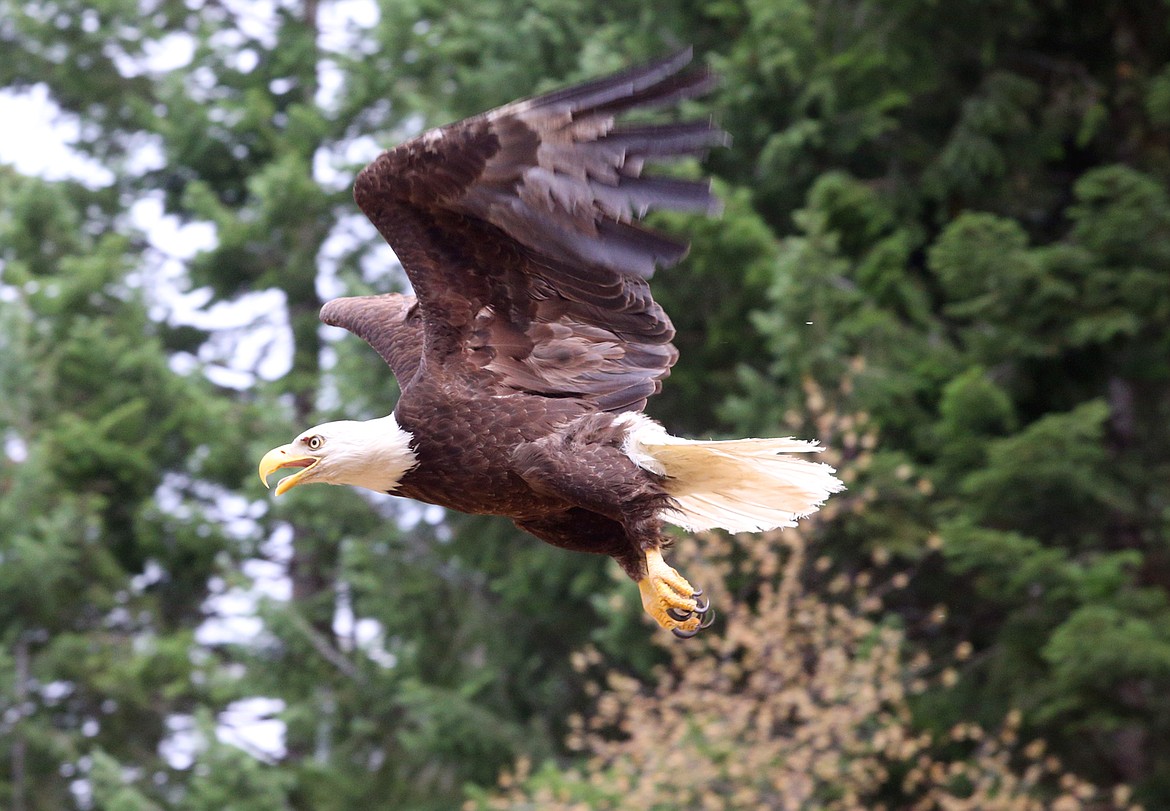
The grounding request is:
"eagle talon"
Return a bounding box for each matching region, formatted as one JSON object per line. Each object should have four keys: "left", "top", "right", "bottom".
{"left": 637, "top": 548, "right": 712, "bottom": 637}
{"left": 699, "top": 608, "right": 716, "bottom": 629}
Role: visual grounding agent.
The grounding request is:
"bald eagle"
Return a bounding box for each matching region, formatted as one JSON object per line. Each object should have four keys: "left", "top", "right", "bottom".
{"left": 259, "top": 49, "right": 842, "bottom": 637}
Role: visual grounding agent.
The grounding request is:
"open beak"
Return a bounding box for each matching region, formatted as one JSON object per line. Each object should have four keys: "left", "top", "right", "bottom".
{"left": 259, "top": 444, "right": 319, "bottom": 496}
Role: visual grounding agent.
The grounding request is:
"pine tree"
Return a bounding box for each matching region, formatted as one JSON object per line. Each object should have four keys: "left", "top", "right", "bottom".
{"left": 714, "top": 0, "right": 1170, "bottom": 798}
{"left": 0, "top": 166, "right": 268, "bottom": 806}
{"left": 2, "top": 3, "right": 700, "bottom": 807}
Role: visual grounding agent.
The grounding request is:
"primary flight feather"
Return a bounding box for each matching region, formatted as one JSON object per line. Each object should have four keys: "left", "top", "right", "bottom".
{"left": 259, "top": 49, "right": 843, "bottom": 637}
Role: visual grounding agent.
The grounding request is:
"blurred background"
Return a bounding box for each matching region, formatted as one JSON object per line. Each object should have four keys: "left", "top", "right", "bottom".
{"left": 1, "top": 1, "right": 1168, "bottom": 808}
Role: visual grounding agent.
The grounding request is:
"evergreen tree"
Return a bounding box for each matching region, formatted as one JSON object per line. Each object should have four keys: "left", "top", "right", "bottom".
{"left": 0, "top": 168, "right": 266, "bottom": 806}
{"left": 2, "top": 2, "right": 687, "bottom": 807}
{"left": 714, "top": 0, "right": 1170, "bottom": 799}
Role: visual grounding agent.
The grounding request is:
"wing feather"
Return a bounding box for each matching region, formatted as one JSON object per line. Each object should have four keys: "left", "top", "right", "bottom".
{"left": 344, "top": 48, "right": 725, "bottom": 412}
{"left": 518, "top": 47, "right": 698, "bottom": 114}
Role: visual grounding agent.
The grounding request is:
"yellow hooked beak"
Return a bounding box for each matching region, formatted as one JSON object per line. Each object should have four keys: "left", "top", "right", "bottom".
{"left": 258, "top": 444, "right": 320, "bottom": 496}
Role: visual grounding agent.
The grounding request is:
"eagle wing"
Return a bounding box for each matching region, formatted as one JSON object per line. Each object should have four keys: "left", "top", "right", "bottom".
{"left": 327, "top": 48, "right": 726, "bottom": 412}
{"left": 320, "top": 293, "right": 424, "bottom": 387}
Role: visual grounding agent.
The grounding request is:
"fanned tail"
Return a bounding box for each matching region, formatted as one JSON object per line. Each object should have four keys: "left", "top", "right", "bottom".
{"left": 619, "top": 414, "right": 844, "bottom": 533}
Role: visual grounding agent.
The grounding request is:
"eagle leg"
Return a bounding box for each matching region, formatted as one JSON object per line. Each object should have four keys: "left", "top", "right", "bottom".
{"left": 637, "top": 547, "right": 713, "bottom": 637}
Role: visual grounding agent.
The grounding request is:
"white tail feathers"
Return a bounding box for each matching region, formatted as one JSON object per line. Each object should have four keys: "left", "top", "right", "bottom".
{"left": 618, "top": 413, "right": 845, "bottom": 534}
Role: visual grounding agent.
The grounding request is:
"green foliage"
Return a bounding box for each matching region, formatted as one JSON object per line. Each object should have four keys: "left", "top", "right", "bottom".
{"left": 0, "top": 166, "right": 264, "bottom": 807}
{"left": 1042, "top": 603, "right": 1170, "bottom": 715}
{"left": 959, "top": 401, "right": 1126, "bottom": 539}
{"left": 647, "top": 182, "right": 777, "bottom": 431}
{"left": 932, "top": 367, "right": 1016, "bottom": 480}
{"left": 719, "top": 0, "right": 1170, "bottom": 798}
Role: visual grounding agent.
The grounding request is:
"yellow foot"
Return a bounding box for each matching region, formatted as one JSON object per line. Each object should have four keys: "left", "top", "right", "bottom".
{"left": 637, "top": 548, "right": 714, "bottom": 638}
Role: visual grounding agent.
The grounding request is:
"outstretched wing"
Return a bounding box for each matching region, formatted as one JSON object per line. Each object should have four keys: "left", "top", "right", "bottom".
{"left": 338, "top": 48, "right": 726, "bottom": 412}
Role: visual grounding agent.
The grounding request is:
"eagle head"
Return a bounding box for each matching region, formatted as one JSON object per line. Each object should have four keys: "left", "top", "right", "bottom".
{"left": 259, "top": 415, "right": 417, "bottom": 496}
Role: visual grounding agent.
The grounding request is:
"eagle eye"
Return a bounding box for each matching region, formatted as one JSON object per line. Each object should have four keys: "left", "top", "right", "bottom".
{"left": 306, "top": 435, "right": 324, "bottom": 451}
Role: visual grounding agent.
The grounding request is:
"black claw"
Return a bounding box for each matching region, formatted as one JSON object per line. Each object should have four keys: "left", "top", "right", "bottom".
{"left": 693, "top": 595, "right": 710, "bottom": 614}
{"left": 667, "top": 607, "right": 691, "bottom": 622}
{"left": 692, "top": 587, "right": 703, "bottom": 598}
{"left": 699, "top": 608, "right": 716, "bottom": 629}
{"left": 672, "top": 626, "right": 700, "bottom": 639}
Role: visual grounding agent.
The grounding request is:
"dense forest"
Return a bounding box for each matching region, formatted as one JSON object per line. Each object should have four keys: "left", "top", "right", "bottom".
{"left": 1, "top": 0, "right": 1168, "bottom": 808}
